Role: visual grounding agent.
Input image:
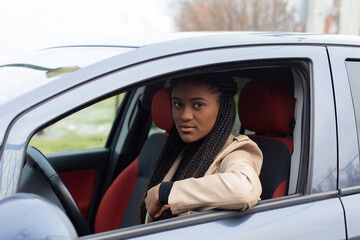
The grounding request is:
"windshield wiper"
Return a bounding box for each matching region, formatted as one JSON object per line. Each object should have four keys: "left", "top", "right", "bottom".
{"left": 0, "top": 63, "right": 80, "bottom": 78}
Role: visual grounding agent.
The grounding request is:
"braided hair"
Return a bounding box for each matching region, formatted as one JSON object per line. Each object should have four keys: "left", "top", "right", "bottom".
{"left": 139, "top": 73, "right": 237, "bottom": 223}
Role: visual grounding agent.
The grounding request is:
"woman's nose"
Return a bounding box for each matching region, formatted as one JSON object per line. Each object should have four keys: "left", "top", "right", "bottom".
{"left": 181, "top": 105, "right": 193, "bottom": 121}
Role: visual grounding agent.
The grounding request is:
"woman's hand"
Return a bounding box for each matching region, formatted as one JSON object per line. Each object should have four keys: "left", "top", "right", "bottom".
{"left": 145, "top": 184, "right": 170, "bottom": 219}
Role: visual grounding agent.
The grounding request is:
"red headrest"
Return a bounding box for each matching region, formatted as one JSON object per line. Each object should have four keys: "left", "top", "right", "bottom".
{"left": 238, "top": 80, "right": 295, "bottom": 135}
{"left": 151, "top": 88, "right": 173, "bottom": 132}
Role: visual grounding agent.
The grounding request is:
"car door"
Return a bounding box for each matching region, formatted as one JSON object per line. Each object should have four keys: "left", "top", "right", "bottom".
{"left": 3, "top": 40, "right": 346, "bottom": 239}
{"left": 328, "top": 46, "right": 360, "bottom": 239}
{"left": 79, "top": 44, "right": 344, "bottom": 239}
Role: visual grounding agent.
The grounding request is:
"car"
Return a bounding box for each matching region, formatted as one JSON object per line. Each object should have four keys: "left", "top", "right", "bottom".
{"left": 1, "top": 32, "right": 360, "bottom": 239}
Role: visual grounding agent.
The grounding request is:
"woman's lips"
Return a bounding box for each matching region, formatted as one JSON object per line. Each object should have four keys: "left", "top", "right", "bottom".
{"left": 179, "top": 124, "right": 195, "bottom": 133}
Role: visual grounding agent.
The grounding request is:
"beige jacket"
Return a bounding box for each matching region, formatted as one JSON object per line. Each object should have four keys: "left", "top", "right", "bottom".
{"left": 146, "top": 134, "right": 263, "bottom": 222}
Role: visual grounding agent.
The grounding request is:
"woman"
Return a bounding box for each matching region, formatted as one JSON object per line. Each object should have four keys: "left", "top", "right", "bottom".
{"left": 139, "top": 73, "right": 263, "bottom": 223}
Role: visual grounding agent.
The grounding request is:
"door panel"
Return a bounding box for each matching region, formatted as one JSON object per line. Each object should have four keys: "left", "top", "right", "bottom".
{"left": 340, "top": 193, "right": 360, "bottom": 238}
{"left": 47, "top": 147, "right": 110, "bottom": 226}
{"left": 131, "top": 198, "right": 346, "bottom": 240}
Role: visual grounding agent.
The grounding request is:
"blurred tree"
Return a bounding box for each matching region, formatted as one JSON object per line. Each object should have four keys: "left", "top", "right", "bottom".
{"left": 175, "top": 0, "right": 303, "bottom": 32}
{"left": 325, "top": 0, "right": 340, "bottom": 34}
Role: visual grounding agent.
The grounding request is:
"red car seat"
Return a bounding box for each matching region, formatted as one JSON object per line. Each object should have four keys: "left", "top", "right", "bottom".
{"left": 238, "top": 79, "right": 295, "bottom": 199}
{"left": 94, "top": 88, "right": 173, "bottom": 233}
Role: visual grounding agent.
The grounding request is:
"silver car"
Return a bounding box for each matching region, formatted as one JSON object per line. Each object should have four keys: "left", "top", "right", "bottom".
{"left": 0, "top": 32, "right": 359, "bottom": 239}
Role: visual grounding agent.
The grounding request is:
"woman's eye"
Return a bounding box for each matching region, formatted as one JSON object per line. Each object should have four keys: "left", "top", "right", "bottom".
{"left": 173, "top": 102, "right": 182, "bottom": 107}
{"left": 194, "top": 103, "right": 204, "bottom": 108}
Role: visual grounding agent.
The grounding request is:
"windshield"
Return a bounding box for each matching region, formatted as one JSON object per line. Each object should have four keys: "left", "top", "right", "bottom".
{"left": 0, "top": 46, "right": 134, "bottom": 105}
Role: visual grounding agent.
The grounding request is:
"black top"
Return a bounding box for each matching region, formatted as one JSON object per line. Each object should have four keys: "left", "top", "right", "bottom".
{"left": 158, "top": 138, "right": 205, "bottom": 204}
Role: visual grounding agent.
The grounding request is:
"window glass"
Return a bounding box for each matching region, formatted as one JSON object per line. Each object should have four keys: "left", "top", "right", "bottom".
{"left": 0, "top": 47, "right": 132, "bottom": 105}
{"left": 346, "top": 61, "right": 360, "bottom": 152}
{"left": 30, "top": 93, "right": 125, "bottom": 153}
{"left": 148, "top": 122, "right": 166, "bottom": 136}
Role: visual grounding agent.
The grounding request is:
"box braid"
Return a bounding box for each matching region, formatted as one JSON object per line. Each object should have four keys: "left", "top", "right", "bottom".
{"left": 139, "top": 73, "right": 237, "bottom": 223}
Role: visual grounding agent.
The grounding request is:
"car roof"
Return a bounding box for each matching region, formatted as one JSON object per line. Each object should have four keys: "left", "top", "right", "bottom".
{"left": 1, "top": 31, "right": 360, "bottom": 147}
{"left": 45, "top": 31, "right": 360, "bottom": 48}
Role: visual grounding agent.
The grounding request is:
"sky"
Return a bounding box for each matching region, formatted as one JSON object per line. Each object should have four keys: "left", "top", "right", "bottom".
{"left": 0, "top": 0, "right": 176, "bottom": 62}
{"left": 0, "top": 0, "right": 337, "bottom": 63}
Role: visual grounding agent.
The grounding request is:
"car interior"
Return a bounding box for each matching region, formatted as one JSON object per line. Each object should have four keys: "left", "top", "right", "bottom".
{"left": 21, "top": 59, "right": 309, "bottom": 236}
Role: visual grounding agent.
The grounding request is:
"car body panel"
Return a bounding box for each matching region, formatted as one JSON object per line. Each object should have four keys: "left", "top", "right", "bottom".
{"left": 137, "top": 199, "right": 345, "bottom": 240}
{"left": 307, "top": 47, "right": 337, "bottom": 194}
{"left": 327, "top": 46, "right": 360, "bottom": 188}
{"left": 327, "top": 46, "right": 360, "bottom": 239}
{"left": 340, "top": 193, "right": 360, "bottom": 238}
{"left": 84, "top": 197, "right": 345, "bottom": 240}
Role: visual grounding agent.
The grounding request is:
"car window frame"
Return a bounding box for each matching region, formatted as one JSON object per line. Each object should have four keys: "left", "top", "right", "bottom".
{"left": 327, "top": 46, "right": 360, "bottom": 191}
{"left": 1, "top": 44, "right": 336, "bottom": 238}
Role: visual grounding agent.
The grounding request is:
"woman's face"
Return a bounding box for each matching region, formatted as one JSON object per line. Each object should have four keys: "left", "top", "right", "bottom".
{"left": 171, "top": 81, "right": 220, "bottom": 143}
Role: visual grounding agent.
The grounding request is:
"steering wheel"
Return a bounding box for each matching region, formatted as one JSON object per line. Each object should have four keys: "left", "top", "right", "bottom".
{"left": 26, "top": 146, "right": 91, "bottom": 236}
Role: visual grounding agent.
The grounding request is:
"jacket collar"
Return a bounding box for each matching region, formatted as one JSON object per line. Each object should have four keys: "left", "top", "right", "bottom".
{"left": 162, "top": 134, "right": 250, "bottom": 181}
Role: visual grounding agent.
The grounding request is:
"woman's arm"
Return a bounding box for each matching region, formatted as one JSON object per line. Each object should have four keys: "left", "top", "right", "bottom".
{"left": 168, "top": 147, "right": 262, "bottom": 215}
{"left": 145, "top": 184, "right": 170, "bottom": 219}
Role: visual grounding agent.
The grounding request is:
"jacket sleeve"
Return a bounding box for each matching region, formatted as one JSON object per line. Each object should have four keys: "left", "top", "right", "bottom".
{"left": 168, "top": 142, "right": 263, "bottom": 215}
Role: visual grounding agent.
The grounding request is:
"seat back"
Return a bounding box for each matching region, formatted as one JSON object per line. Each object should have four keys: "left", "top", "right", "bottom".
{"left": 94, "top": 88, "right": 173, "bottom": 233}
{"left": 238, "top": 79, "right": 295, "bottom": 199}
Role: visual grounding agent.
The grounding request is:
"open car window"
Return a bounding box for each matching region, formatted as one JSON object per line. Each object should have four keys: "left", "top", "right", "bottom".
{"left": 22, "top": 58, "right": 309, "bottom": 238}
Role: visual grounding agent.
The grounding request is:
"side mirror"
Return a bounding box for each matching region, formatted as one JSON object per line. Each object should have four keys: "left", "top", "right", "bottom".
{"left": 0, "top": 193, "right": 77, "bottom": 239}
